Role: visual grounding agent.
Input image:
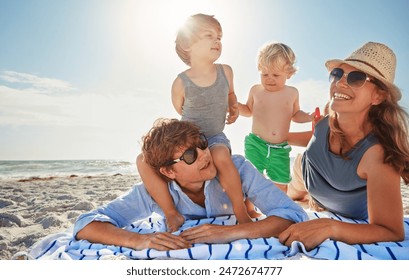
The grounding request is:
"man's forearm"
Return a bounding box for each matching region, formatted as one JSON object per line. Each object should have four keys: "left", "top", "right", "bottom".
{"left": 76, "top": 221, "right": 139, "bottom": 249}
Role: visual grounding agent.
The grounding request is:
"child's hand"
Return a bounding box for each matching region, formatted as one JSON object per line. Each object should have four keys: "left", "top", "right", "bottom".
{"left": 312, "top": 107, "right": 322, "bottom": 132}
{"left": 314, "top": 107, "right": 321, "bottom": 122}
{"left": 165, "top": 212, "right": 185, "bottom": 233}
{"left": 226, "top": 103, "right": 239, "bottom": 124}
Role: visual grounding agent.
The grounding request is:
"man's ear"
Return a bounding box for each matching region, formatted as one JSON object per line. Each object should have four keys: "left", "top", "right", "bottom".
{"left": 159, "top": 166, "right": 175, "bottom": 180}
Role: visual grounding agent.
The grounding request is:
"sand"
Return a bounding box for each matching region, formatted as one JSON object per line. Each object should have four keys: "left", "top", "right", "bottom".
{"left": 0, "top": 174, "right": 408, "bottom": 260}
{"left": 0, "top": 174, "right": 140, "bottom": 260}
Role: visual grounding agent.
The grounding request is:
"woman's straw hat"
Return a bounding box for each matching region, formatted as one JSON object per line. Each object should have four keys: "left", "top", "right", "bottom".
{"left": 325, "top": 42, "right": 401, "bottom": 102}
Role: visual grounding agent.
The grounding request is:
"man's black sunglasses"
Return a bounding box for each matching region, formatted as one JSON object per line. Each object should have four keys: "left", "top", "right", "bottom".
{"left": 164, "top": 134, "right": 208, "bottom": 166}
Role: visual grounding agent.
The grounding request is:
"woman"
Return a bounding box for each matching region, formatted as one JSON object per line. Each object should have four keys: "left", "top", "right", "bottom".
{"left": 280, "top": 42, "right": 409, "bottom": 250}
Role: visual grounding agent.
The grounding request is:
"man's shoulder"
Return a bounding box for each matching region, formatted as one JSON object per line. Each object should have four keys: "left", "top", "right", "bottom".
{"left": 232, "top": 154, "right": 246, "bottom": 160}
{"left": 231, "top": 154, "right": 248, "bottom": 168}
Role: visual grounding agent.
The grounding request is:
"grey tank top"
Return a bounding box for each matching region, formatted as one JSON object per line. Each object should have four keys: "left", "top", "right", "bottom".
{"left": 301, "top": 116, "right": 378, "bottom": 219}
{"left": 178, "top": 64, "right": 229, "bottom": 137}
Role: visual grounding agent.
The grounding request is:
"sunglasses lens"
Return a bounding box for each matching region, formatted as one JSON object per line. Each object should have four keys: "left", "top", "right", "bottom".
{"left": 329, "top": 68, "right": 343, "bottom": 83}
{"left": 347, "top": 71, "right": 367, "bottom": 88}
{"left": 182, "top": 148, "right": 197, "bottom": 165}
{"left": 165, "top": 134, "right": 207, "bottom": 166}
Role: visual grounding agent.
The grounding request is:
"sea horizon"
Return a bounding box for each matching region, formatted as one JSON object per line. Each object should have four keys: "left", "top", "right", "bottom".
{"left": 0, "top": 156, "right": 297, "bottom": 180}
{"left": 0, "top": 159, "right": 138, "bottom": 180}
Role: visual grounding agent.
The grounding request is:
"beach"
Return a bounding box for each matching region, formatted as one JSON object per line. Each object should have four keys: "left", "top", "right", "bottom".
{"left": 0, "top": 173, "right": 408, "bottom": 260}
{"left": 0, "top": 174, "right": 140, "bottom": 259}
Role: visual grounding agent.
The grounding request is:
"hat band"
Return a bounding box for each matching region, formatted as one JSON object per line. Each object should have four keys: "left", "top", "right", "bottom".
{"left": 345, "top": 58, "right": 386, "bottom": 79}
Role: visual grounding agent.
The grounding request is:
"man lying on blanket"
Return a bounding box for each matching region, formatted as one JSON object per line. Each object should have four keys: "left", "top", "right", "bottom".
{"left": 74, "top": 118, "right": 308, "bottom": 251}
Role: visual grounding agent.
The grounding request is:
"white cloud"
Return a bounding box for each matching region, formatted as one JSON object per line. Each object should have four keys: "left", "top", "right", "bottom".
{"left": 0, "top": 79, "right": 175, "bottom": 129}
{"left": 0, "top": 70, "right": 74, "bottom": 93}
{"left": 0, "top": 73, "right": 177, "bottom": 160}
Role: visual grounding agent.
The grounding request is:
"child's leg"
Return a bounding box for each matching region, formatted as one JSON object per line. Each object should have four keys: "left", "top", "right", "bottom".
{"left": 265, "top": 143, "right": 291, "bottom": 194}
{"left": 136, "top": 153, "right": 184, "bottom": 232}
{"left": 210, "top": 146, "right": 252, "bottom": 224}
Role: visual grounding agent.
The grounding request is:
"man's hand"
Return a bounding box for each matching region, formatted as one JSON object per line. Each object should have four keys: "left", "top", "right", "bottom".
{"left": 136, "top": 232, "right": 191, "bottom": 251}
{"left": 180, "top": 224, "right": 239, "bottom": 244}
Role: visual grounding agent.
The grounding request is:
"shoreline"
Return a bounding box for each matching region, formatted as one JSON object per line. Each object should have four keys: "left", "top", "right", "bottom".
{"left": 0, "top": 174, "right": 408, "bottom": 260}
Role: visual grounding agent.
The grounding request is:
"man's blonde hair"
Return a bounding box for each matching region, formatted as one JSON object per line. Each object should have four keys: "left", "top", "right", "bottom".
{"left": 175, "top": 14, "right": 222, "bottom": 66}
{"left": 257, "top": 42, "right": 297, "bottom": 75}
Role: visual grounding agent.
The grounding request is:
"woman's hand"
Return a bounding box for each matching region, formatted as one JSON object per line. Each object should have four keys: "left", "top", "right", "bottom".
{"left": 278, "top": 219, "right": 335, "bottom": 251}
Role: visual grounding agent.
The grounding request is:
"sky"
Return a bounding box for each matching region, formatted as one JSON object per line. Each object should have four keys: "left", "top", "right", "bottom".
{"left": 0, "top": 0, "right": 408, "bottom": 161}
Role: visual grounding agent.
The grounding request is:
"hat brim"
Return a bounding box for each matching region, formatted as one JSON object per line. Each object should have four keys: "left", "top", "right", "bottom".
{"left": 325, "top": 59, "right": 401, "bottom": 101}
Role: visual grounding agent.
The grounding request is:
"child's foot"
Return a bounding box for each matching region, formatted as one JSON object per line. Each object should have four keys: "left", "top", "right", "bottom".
{"left": 234, "top": 204, "right": 253, "bottom": 224}
{"left": 165, "top": 212, "right": 185, "bottom": 232}
{"left": 243, "top": 199, "right": 261, "bottom": 219}
{"left": 246, "top": 208, "right": 262, "bottom": 219}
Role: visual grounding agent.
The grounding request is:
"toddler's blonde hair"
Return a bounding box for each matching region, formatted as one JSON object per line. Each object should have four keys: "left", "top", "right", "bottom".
{"left": 258, "top": 42, "right": 297, "bottom": 75}
{"left": 175, "top": 14, "right": 222, "bottom": 66}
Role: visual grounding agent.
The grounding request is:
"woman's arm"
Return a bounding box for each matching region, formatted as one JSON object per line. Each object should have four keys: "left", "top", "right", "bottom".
{"left": 279, "top": 145, "right": 404, "bottom": 250}
{"left": 287, "top": 131, "right": 313, "bottom": 147}
{"left": 180, "top": 215, "right": 294, "bottom": 244}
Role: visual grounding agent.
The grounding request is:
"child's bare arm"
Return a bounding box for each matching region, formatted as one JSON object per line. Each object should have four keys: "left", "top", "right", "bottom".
{"left": 291, "top": 90, "right": 313, "bottom": 123}
{"left": 222, "top": 64, "right": 239, "bottom": 124}
{"left": 136, "top": 154, "right": 184, "bottom": 232}
{"left": 238, "top": 86, "right": 255, "bottom": 117}
{"left": 226, "top": 91, "right": 239, "bottom": 124}
{"left": 171, "top": 77, "right": 185, "bottom": 116}
{"left": 292, "top": 110, "right": 314, "bottom": 123}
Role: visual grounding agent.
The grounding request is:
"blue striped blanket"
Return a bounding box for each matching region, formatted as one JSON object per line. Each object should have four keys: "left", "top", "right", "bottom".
{"left": 28, "top": 211, "right": 409, "bottom": 260}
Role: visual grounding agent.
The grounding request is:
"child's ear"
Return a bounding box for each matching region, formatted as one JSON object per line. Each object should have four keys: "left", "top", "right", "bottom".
{"left": 159, "top": 166, "right": 176, "bottom": 180}
{"left": 179, "top": 39, "right": 191, "bottom": 52}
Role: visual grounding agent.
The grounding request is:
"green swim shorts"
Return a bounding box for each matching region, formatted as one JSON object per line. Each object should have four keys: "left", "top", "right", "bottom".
{"left": 244, "top": 133, "right": 292, "bottom": 184}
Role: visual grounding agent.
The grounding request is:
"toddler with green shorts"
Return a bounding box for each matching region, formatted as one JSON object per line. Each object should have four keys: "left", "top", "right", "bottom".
{"left": 238, "top": 42, "right": 313, "bottom": 192}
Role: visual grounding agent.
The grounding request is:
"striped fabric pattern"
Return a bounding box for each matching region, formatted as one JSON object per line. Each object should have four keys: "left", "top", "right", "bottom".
{"left": 28, "top": 211, "right": 409, "bottom": 260}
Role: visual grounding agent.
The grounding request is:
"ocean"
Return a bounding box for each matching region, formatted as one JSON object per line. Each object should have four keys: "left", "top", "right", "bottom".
{"left": 0, "top": 157, "right": 296, "bottom": 180}
{"left": 0, "top": 159, "right": 137, "bottom": 180}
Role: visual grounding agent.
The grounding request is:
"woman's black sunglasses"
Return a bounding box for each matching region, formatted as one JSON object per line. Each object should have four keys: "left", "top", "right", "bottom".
{"left": 164, "top": 134, "right": 208, "bottom": 166}
{"left": 329, "top": 68, "right": 372, "bottom": 89}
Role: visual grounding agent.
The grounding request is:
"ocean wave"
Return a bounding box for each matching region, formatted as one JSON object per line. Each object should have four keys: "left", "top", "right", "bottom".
{"left": 0, "top": 160, "right": 137, "bottom": 180}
